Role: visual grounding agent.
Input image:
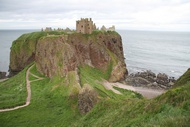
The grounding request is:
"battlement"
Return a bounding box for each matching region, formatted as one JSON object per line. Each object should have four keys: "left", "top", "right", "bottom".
{"left": 77, "top": 18, "right": 92, "bottom": 22}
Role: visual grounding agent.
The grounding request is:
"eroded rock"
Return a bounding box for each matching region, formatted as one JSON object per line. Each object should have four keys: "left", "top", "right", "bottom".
{"left": 35, "top": 32, "right": 127, "bottom": 82}
{"left": 127, "top": 71, "right": 175, "bottom": 89}
{"left": 156, "top": 73, "right": 169, "bottom": 85}
{"left": 9, "top": 31, "right": 127, "bottom": 82}
{"left": 78, "top": 84, "right": 98, "bottom": 114}
{"left": 0, "top": 71, "right": 6, "bottom": 79}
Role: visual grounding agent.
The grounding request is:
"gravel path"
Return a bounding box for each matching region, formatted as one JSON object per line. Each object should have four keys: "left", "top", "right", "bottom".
{"left": 0, "top": 65, "right": 43, "bottom": 112}
{"left": 0, "top": 78, "right": 8, "bottom": 82}
{"left": 103, "top": 81, "right": 165, "bottom": 99}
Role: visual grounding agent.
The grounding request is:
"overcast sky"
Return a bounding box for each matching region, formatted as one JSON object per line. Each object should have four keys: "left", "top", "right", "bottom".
{"left": 0, "top": 0, "right": 190, "bottom": 31}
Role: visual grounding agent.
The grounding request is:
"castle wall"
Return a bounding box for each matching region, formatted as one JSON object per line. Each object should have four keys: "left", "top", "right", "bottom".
{"left": 76, "top": 18, "right": 94, "bottom": 34}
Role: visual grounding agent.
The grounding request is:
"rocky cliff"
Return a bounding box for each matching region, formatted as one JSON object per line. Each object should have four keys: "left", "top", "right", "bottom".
{"left": 9, "top": 31, "right": 127, "bottom": 82}
{"left": 9, "top": 31, "right": 65, "bottom": 76}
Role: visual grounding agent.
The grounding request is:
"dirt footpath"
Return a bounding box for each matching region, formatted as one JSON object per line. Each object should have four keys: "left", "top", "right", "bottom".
{"left": 103, "top": 81, "right": 165, "bottom": 99}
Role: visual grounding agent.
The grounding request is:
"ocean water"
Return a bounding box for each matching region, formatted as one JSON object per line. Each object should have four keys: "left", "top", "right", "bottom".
{"left": 118, "top": 30, "right": 190, "bottom": 78}
{"left": 0, "top": 30, "right": 38, "bottom": 73}
{"left": 0, "top": 30, "right": 189, "bottom": 78}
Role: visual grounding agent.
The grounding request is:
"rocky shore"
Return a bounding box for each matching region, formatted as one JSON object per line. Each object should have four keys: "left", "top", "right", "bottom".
{"left": 126, "top": 70, "right": 176, "bottom": 90}
{"left": 0, "top": 71, "right": 6, "bottom": 79}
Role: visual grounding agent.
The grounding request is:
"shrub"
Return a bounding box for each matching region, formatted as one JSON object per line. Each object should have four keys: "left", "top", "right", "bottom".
{"left": 78, "top": 84, "right": 99, "bottom": 114}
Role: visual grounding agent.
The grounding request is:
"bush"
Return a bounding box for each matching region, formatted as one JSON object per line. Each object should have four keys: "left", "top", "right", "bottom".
{"left": 78, "top": 84, "right": 99, "bottom": 114}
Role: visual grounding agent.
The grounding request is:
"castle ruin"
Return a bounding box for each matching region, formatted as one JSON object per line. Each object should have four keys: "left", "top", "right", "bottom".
{"left": 76, "top": 18, "right": 96, "bottom": 34}
{"left": 41, "top": 18, "right": 115, "bottom": 34}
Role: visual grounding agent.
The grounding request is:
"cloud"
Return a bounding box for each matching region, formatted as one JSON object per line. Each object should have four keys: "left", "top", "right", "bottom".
{"left": 0, "top": 0, "right": 190, "bottom": 31}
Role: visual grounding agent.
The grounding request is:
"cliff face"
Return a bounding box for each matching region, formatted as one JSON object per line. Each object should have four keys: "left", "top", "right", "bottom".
{"left": 9, "top": 31, "right": 127, "bottom": 82}
{"left": 9, "top": 31, "right": 65, "bottom": 76}
{"left": 9, "top": 35, "right": 37, "bottom": 76}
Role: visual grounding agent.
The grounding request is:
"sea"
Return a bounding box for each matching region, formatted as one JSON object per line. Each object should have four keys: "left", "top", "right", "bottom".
{"left": 0, "top": 30, "right": 189, "bottom": 78}
{"left": 118, "top": 30, "right": 190, "bottom": 78}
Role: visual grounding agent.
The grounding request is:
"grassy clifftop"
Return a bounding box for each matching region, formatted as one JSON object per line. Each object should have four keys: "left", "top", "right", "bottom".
{"left": 9, "top": 31, "right": 66, "bottom": 75}
{"left": 9, "top": 30, "right": 126, "bottom": 82}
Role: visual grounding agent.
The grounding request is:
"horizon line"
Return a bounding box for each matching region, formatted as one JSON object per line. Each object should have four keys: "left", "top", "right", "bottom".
{"left": 0, "top": 28, "right": 190, "bottom": 32}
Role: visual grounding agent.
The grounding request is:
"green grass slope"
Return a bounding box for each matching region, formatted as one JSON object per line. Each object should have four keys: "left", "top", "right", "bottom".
{"left": 0, "top": 67, "right": 27, "bottom": 109}
{"left": 73, "top": 69, "right": 190, "bottom": 127}
{"left": 0, "top": 64, "right": 81, "bottom": 127}
{"left": 174, "top": 68, "right": 190, "bottom": 87}
{"left": 0, "top": 64, "right": 139, "bottom": 127}
{"left": 0, "top": 66, "right": 190, "bottom": 127}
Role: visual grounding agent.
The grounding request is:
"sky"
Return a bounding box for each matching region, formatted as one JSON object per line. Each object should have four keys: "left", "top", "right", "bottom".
{"left": 0, "top": 0, "right": 190, "bottom": 31}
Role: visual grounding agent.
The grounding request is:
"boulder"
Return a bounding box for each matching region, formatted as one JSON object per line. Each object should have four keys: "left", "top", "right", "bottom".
{"left": 128, "top": 71, "right": 175, "bottom": 89}
{"left": 168, "top": 81, "right": 174, "bottom": 86}
{"left": 160, "top": 85, "right": 167, "bottom": 89}
{"left": 147, "top": 83, "right": 153, "bottom": 87}
{"left": 134, "top": 70, "right": 156, "bottom": 82}
{"left": 0, "top": 71, "right": 6, "bottom": 79}
{"left": 134, "top": 77, "right": 150, "bottom": 86}
{"left": 147, "top": 76, "right": 156, "bottom": 82}
{"left": 109, "top": 62, "right": 128, "bottom": 82}
{"left": 156, "top": 73, "right": 169, "bottom": 85}
{"left": 152, "top": 82, "right": 158, "bottom": 86}
{"left": 169, "top": 77, "right": 176, "bottom": 82}
{"left": 147, "top": 70, "right": 156, "bottom": 78}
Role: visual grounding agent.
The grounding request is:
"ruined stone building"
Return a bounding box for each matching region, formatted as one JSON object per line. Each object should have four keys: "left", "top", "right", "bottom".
{"left": 101, "top": 25, "right": 115, "bottom": 32}
{"left": 41, "top": 27, "right": 52, "bottom": 32}
{"left": 76, "top": 18, "right": 96, "bottom": 34}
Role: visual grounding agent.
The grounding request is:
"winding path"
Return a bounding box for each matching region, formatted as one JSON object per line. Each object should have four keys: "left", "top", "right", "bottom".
{"left": 0, "top": 66, "right": 165, "bottom": 112}
{"left": 103, "top": 81, "right": 165, "bottom": 99}
{"left": 0, "top": 65, "right": 44, "bottom": 112}
{"left": 0, "top": 78, "right": 8, "bottom": 83}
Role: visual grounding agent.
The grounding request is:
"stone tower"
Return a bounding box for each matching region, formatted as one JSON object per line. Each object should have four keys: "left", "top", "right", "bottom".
{"left": 76, "top": 18, "right": 96, "bottom": 34}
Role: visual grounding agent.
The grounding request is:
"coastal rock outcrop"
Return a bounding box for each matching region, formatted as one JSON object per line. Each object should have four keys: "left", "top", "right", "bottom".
{"left": 9, "top": 31, "right": 127, "bottom": 82}
{"left": 127, "top": 71, "right": 176, "bottom": 89}
{"left": 35, "top": 32, "right": 127, "bottom": 82}
{"left": 9, "top": 32, "right": 41, "bottom": 76}
{"left": 0, "top": 71, "right": 6, "bottom": 79}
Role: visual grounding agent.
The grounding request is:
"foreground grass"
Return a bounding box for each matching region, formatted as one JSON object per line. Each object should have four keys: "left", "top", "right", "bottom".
{"left": 0, "top": 65, "right": 190, "bottom": 127}
{"left": 0, "top": 64, "right": 141, "bottom": 127}
{"left": 74, "top": 69, "right": 190, "bottom": 126}
{"left": 0, "top": 68, "right": 27, "bottom": 109}
{"left": 74, "top": 82, "right": 190, "bottom": 127}
{"left": 0, "top": 65, "right": 81, "bottom": 127}
{"left": 0, "top": 78, "right": 81, "bottom": 126}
